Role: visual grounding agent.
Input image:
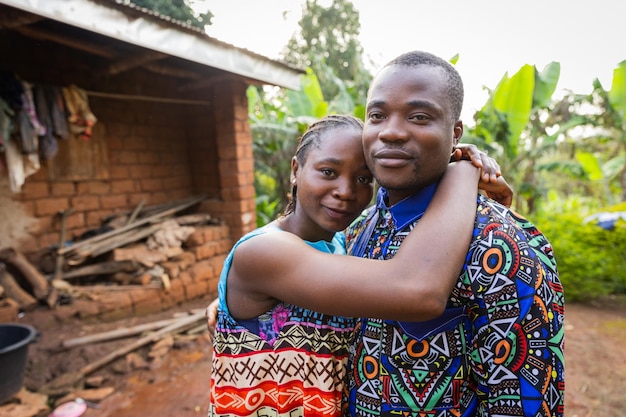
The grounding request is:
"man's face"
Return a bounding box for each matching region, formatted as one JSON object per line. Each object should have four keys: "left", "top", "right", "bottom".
{"left": 363, "top": 64, "right": 462, "bottom": 205}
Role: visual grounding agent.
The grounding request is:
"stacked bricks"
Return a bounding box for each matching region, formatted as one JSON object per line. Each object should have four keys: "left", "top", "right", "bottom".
{"left": 44, "top": 224, "right": 231, "bottom": 323}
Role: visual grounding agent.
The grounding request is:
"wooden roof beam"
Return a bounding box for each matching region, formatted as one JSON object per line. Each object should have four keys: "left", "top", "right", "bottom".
{"left": 102, "top": 51, "right": 168, "bottom": 76}
{"left": 15, "top": 25, "right": 117, "bottom": 58}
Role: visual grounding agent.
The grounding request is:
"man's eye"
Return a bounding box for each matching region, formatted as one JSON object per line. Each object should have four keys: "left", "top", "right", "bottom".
{"left": 320, "top": 168, "right": 334, "bottom": 176}
{"left": 368, "top": 112, "right": 384, "bottom": 120}
{"left": 410, "top": 114, "right": 429, "bottom": 121}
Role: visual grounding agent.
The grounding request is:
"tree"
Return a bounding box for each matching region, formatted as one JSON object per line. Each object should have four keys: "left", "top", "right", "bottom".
{"left": 280, "top": 0, "right": 372, "bottom": 115}
{"left": 128, "top": 0, "right": 213, "bottom": 30}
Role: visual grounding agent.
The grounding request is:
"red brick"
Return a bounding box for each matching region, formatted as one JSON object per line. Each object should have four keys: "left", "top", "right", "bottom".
{"left": 34, "top": 197, "right": 69, "bottom": 216}
{"left": 189, "top": 260, "right": 215, "bottom": 282}
{"left": 184, "top": 281, "right": 208, "bottom": 301}
{"left": 128, "top": 193, "right": 151, "bottom": 207}
{"left": 107, "top": 121, "right": 131, "bottom": 137}
{"left": 221, "top": 185, "right": 255, "bottom": 201}
{"left": 138, "top": 152, "right": 160, "bottom": 164}
{"left": 220, "top": 172, "right": 253, "bottom": 188}
{"left": 185, "top": 229, "right": 208, "bottom": 247}
{"left": 101, "top": 194, "right": 128, "bottom": 210}
{"left": 77, "top": 181, "right": 111, "bottom": 195}
{"left": 208, "top": 255, "right": 227, "bottom": 272}
{"left": 117, "top": 150, "right": 138, "bottom": 164}
{"left": 140, "top": 178, "right": 163, "bottom": 192}
{"left": 98, "top": 291, "right": 134, "bottom": 321}
{"left": 131, "top": 289, "right": 164, "bottom": 316}
{"left": 124, "top": 136, "right": 148, "bottom": 151}
{"left": 216, "top": 226, "right": 230, "bottom": 240}
{"left": 110, "top": 179, "right": 137, "bottom": 194}
{"left": 50, "top": 182, "right": 76, "bottom": 196}
{"left": 129, "top": 165, "right": 152, "bottom": 179}
{"left": 192, "top": 242, "right": 217, "bottom": 261}
{"left": 165, "top": 278, "right": 186, "bottom": 303}
{"left": 178, "top": 271, "right": 193, "bottom": 286}
{"left": 61, "top": 212, "right": 85, "bottom": 230}
{"left": 86, "top": 210, "right": 111, "bottom": 227}
{"left": 162, "top": 177, "right": 192, "bottom": 191}
{"left": 218, "top": 158, "right": 253, "bottom": 175}
{"left": 70, "top": 195, "right": 100, "bottom": 211}
{"left": 206, "top": 275, "right": 219, "bottom": 295}
{"left": 109, "top": 166, "right": 130, "bottom": 180}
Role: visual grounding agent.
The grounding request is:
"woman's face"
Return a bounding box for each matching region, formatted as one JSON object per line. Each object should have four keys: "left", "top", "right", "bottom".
{"left": 292, "top": 126, "right": 374, "bottom": 242}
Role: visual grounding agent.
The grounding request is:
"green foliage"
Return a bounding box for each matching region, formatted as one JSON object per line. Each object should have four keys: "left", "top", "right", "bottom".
{"left": 491, "top": 64, "right": 535, "bottom": 154}
{"left": 281, "top": 0, "right": 372, "bottom": 108}
{"left": 533, "top": 202, "right": 626, "bottom": 302}
{"left": 608, "top": 60, "right": 626, "bottom": 121}
{"left": 127, "top": 0, "right": 213, "bottom": 29}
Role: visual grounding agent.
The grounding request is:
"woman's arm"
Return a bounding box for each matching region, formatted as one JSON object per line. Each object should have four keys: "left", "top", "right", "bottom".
{"left": 228, "top": 161, "right": 481, "bottom": 322}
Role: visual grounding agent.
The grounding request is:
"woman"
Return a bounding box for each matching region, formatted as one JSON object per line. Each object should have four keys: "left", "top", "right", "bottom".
{"left": 209, "top": 115, "right": 511, "bottom": 417}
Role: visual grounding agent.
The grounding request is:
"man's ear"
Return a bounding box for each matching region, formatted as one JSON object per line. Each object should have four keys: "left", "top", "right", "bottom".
{"left": 453, "top": 122, "right": 463, "bottom": 145}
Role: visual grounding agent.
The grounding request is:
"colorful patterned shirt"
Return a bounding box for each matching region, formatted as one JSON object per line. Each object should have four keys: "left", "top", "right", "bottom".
{"left": 210, "top": 223, "right": 357, "bottom": 417}
{"left": 343, "top": 187, "right": 565, "bottom": 417}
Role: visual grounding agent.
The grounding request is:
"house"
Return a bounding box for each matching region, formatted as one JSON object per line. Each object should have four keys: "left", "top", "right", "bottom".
{"left": 0, "top": 0, "right": 303, "bottom": 319}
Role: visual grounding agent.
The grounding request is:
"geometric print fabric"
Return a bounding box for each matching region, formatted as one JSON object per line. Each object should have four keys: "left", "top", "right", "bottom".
{"left": 210, "top": 311, "right": 356, "bottom": 416}
{"left": 343, "top": 195, "right": 565, "bottom": 417}
{"left": 209, "top": 224, "right": 357, "bottom": 417}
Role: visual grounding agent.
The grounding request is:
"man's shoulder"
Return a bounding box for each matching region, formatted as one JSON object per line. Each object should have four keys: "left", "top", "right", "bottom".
{"left": 473, "top": 196, "right": 558, "bottom": 269}
{"left": 347, "top": 206, "right": 376, "bottom": 230}
{"left": 344, "top": 206, "right": 376, "bottom": 248}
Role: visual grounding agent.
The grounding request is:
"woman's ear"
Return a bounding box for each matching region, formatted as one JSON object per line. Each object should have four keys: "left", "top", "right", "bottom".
{"left": 290, "top": 156, "right": 299, "bottom": 185}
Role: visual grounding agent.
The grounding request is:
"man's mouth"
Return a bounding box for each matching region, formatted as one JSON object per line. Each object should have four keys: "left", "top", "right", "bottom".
{"left": 373, "top": 149, "right": 411, "bottom": 168}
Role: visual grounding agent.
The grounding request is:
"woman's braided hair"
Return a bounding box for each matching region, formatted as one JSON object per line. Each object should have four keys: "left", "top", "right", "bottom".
{"left": 283, "top": 114, "right": 364, "bottom": 216}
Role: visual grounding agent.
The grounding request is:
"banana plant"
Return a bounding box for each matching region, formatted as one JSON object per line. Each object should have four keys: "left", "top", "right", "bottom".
{"left": 468, "top": 62, "right": 562, "bottom": 212}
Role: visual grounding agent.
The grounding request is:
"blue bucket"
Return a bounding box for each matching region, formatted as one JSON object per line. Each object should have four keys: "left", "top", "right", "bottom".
{"left": 0, "top": 323, "right": 37, "bottom": 404}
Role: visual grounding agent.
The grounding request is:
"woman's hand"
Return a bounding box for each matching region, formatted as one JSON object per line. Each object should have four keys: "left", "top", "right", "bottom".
{"left": 479, "top": 176, "right": 513, "bottom": 208}
{"left": 451, "top": 144, "right": 513, "bottom": 207}
{"left": 205, "top": 297, "right": 219, "bottom": 333}
{"left": 451, "top": 143, "right": 501, "bottom": 183}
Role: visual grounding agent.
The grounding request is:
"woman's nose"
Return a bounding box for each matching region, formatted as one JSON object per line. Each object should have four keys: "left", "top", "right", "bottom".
{"left": 332, "top": 180, "right": 356, "bottom": 200}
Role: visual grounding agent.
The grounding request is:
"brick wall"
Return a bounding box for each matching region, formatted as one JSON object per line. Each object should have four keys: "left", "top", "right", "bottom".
{"left": 1, "top": 37, "right": 258, "bottom": 308}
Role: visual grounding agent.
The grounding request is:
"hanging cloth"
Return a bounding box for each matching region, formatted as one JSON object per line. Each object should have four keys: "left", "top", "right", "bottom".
{"left": 62, "top": 84, "right": 97, "bottom": 140}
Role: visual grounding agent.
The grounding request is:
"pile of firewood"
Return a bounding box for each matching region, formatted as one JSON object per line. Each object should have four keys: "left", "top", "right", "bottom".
{"left": 0, "top": 195, "right": 220, "bottom": 315}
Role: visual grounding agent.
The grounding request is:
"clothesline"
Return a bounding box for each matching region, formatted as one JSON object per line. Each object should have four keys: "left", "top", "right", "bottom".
{"left": 85, "top": 91, "right": 210, "bottom": 106}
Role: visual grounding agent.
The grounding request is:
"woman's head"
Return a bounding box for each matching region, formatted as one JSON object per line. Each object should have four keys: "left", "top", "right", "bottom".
{"left": 284, "top": 115, "right": 373, "bottom": 240}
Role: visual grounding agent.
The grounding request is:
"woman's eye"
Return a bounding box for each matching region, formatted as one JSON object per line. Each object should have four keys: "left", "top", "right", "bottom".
{"left": 357, "top": 176, "right": 373, "bottom": 184}
{"left": 320, "top": 168, "right": 334, "bottom": 177}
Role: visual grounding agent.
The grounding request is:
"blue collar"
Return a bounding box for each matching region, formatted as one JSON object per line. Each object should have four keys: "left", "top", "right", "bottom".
{"left": 376, "top": 182, "right": 438, "bottom": 230}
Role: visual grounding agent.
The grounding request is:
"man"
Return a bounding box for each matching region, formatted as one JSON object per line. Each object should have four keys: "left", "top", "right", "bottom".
{"left": 342, "top": 51, "right": 565, "bottom": 416}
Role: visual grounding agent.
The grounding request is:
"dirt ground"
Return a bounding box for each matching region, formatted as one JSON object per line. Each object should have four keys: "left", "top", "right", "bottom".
{"left": 7, "top": 295, "right": 626, "bottom": 417}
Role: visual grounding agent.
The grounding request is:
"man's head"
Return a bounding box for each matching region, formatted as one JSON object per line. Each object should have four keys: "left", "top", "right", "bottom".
{"left": 363, "top": 50, "right": 465, "bottom": 205}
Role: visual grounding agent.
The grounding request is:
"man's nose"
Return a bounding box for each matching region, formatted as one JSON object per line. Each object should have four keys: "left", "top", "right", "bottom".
{"left": 379, "top": 117, "right": 409, "bottom": 143}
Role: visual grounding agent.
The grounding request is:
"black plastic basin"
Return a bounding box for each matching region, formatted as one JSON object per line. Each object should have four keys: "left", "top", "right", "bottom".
{"left": 0, "top": 323, "right": 37, "bottom": 404}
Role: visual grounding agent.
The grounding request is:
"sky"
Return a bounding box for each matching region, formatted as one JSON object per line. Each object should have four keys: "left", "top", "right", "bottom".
{"left": 195, "top": 0, "right": 625, "bottom": 123}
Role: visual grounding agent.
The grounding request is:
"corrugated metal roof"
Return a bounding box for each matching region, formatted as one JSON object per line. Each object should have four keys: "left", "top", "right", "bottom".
{"left": 0, "top": 0, "right": 303, "bottom": 90}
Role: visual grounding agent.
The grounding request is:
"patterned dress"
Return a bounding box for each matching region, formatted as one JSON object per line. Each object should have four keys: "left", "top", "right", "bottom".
{"left": 343, "top": 187, "right": 565, "bottom": 417}
{"left": 210, "top": 223, "right": 357, "bottom": 417}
